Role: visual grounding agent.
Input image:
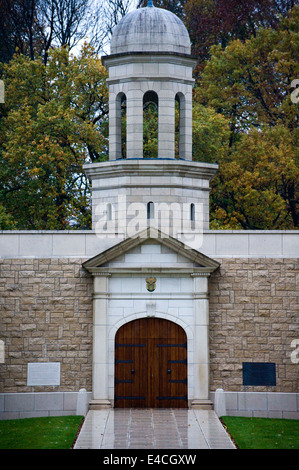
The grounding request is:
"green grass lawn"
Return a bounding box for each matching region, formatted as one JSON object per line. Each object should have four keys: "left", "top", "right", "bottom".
{"left": 221, "top": 416, "right": 299, "bottom": 449}
{"left": 1, "top": 414, "right": 298, "bottom": 450}
{"left": 0, "top": 415, "right": 84, "bottom": 449}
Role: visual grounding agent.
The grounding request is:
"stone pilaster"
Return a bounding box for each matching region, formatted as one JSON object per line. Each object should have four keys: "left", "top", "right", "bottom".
{"left": 126, "top": 89, "right": 143, "bottom": 159}
{"left": 90, "top": 273, "right": 112, "bottom": 409}
{"left": 191, "top": 272, "right": 213, "bottom": 409}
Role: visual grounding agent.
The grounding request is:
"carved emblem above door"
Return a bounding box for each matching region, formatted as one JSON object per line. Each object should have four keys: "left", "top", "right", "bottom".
{"left": 146, "top": 277, "right": 157, "bottom": 292}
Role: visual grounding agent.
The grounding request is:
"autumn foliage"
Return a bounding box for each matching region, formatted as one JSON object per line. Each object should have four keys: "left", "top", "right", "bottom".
{"left": 0, "top": 1, "right": 298, "bottom": 230}
{"left": 0, "top": 45, "right": 108, "bottom": 229}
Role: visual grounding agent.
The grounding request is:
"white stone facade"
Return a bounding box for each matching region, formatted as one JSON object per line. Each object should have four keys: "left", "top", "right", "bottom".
{"left": 0, "top": 230, "right": 298, "bottom": 259}
{"left": 110, "top": 7, "right": 191, "bottom": 55}
{"left": 0, "top": 229, "right": 298, "bottom": 416}
{"left": 83, "top": 230, "right": 220, "bottom": 408}
{"left": 84, "top": 159, "right": 217, "bottom": 232}
{"left": 103, "top": 54, "right": 196, "bottom": 160}
{"left": 102, "top": 6, "right": 197, "bottom": 162}
{"left": 1, "top": 4, "right": 298, "bottom": 419}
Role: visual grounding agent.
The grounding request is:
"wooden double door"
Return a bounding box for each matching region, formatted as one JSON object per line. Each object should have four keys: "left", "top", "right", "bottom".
{"left": 115, "top": 318, "right": 187, "bottom": 408}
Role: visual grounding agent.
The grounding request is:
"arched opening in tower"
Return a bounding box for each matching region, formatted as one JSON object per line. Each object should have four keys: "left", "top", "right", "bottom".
{"left": 143, "top": 90, "right": 158, "bottom": 159}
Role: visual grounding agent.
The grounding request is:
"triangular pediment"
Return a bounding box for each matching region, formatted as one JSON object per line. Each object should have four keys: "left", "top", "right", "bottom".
{"left": 83, "top": 227, "right": 220, "bottom": 274}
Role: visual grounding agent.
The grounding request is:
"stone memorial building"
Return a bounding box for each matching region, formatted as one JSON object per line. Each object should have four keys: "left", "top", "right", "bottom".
{"left": 0, "top": 2, "right": 298, "bottom": 419}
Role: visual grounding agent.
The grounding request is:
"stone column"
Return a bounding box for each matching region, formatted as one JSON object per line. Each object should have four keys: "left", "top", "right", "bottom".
{"left": 89, "top": 273, "right": 111, "bottom": 409}
{"left": 180, "top": 91, "right": 193, "bottom": 161}
{"left": 109, "top": 92, "right": 121, "bottom": 160}
{"left": 126, "top": 88, "right": 143, "bottom": 158}
{"left": 191, "top": 273, "right": 213, "bottom": 409}
{"left": 158, "top": 90, "right": 175, "bottom": 159}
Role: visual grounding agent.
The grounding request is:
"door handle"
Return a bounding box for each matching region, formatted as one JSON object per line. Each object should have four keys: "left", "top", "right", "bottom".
{"left": 131, "top": 369, "right": 135, "bottom": 374}
{"left": 167, "top": 369, "right": 171, "bottom": 374}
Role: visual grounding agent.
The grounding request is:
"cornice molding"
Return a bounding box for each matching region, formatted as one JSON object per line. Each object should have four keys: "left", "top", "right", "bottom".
{"left": 83, "top": 159, "right": 219, "bottom": 182}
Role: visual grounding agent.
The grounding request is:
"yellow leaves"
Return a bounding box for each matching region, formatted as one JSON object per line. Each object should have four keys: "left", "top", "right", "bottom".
{"left": 210, "top": 125, "right": 298, "bottom": 229}
{"left": 200, "top": 6, "right": 299, "bottom": 229}
{"left": 29, "top": 167, "right": 41, "bottom": 177}
{"left": 210, "top": 207, "right": 243, "bottom": 230}
{"left": 0, "top": 44, "right": 109, "bottom": 229}
{"left": 192, "top": 102, "right": 230, "bottom": 162}
{"left": 200, "top": 6, "right": 299, "bottom": 131}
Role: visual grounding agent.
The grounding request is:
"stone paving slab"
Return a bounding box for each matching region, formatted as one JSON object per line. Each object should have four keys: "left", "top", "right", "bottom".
{"left": 74, "top": 409, "right": 235, "bottom": 449}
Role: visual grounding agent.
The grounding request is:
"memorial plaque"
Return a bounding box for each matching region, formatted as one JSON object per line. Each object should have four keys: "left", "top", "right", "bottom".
{"left": 27, "top": 362, "right": 61, "bottom": 386}
{"left": 242, "top": 362, "right": 276, "bottom": 386}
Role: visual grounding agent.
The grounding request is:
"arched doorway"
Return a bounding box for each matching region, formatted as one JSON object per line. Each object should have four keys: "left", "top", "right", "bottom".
{"left": 114, "top": 318, "right": 187, "bottom": 408}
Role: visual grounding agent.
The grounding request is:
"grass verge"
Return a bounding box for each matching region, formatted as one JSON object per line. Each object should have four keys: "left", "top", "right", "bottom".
{"left": 221, "top": 416, "right": 299, "bottom": 449}
{"left": 0, "top": 415, "right": 84, "bottom": 449}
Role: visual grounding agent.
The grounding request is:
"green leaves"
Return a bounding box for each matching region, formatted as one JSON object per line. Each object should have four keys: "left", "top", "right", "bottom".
{"left": 192, "top": 102, "right": 230, "bottom": 162}
{"left": 198, "top": 7, "right": 299, "bottom": 133}
{"left": 0, "top": 45, "right": 108, "bottom": 229}
{"left": 195, "top": 6, "right": 299, "bottom": 229}
{"left": 210, "top": 126, "right": 299, "bottom": 229}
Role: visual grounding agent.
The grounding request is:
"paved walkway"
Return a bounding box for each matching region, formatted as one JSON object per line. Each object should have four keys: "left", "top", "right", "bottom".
{"left": 74, "top": 409, "right": 235, "bottom": 449}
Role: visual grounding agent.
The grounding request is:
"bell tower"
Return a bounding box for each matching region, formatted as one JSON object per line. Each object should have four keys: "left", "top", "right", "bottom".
{"left": 84, "top": 1, "right": 218, "bottom": 244}
{"left": 103, "top": 0, "right": 195, "bottom": 161}
{"left": 84, "top": 2, "right": 219, "bottom": 411}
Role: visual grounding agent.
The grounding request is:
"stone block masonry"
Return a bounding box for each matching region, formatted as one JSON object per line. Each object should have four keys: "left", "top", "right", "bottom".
{"left": 0, "top": 258, "right": 93, "bottom": 393}
{"left": 0, "top": 254, "right": 298, "bottom": 397}
{"left": 209, "top": 258, "right": 299, "bottom": 394}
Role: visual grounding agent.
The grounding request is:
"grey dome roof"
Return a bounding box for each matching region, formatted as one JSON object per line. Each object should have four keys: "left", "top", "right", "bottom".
{"left": 110, "top": 7, "right": 191, "bottom": 55}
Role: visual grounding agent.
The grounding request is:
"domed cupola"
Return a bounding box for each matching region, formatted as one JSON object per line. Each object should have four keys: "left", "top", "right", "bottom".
{"left": 110, "top": 3, "right": 191, "bottom": 55}
{"left": 85, "top": 1, "right": 218, "bottom": 236}
{"left": 102, "top": 0, "right": 197, "bottom": 161}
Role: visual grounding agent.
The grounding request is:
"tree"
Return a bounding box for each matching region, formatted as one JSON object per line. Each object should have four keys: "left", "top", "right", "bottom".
{"left": 197, "top": 6, "right": 299, "bottom": 144}
{"left": 0, "top": 203, "right": 15, "bottom": 229}
{"left": 90, "top": 0, "right": 136, "bottom": 54}
{"left": 143, "top": 101, "right": 158, "bottom": 158}
{"left": 0, "top": 0, "right": 44, "bottom": 62}
{"left": 210, "top": 126, "right": 299, "bottom": 229}
{"left": 0, "top": 45, "right": 108, "bottom": 229}
{"left": 192, "top": 103, "right": 230, "bottom": 162}
{"left": 137, "top": 0, "right": 187, "bottom": 19}
{"left": 0, "top": 0, "right": 95, "bottom": 64}
{"left": 194, "top": 6, "right": 299, "bottom": 229}
{"left": 40, "top": 0, "right": 93, "bottom": 64}
{"left": 184, "top": 0, "right": 297, "bottom": 69}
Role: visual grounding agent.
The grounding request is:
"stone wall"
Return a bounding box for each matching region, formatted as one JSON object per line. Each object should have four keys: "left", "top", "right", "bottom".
{"left": 0, "top": 391, "right": 93, "bottom": 420}
{"left": 0, "top": 258, "right": 93, "bottom": 393}
{"left": 0, "top": 255, "right": 298, "bottom": 396}
{"left": 209, "top": 258, "right": 299, "bottom": 393}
